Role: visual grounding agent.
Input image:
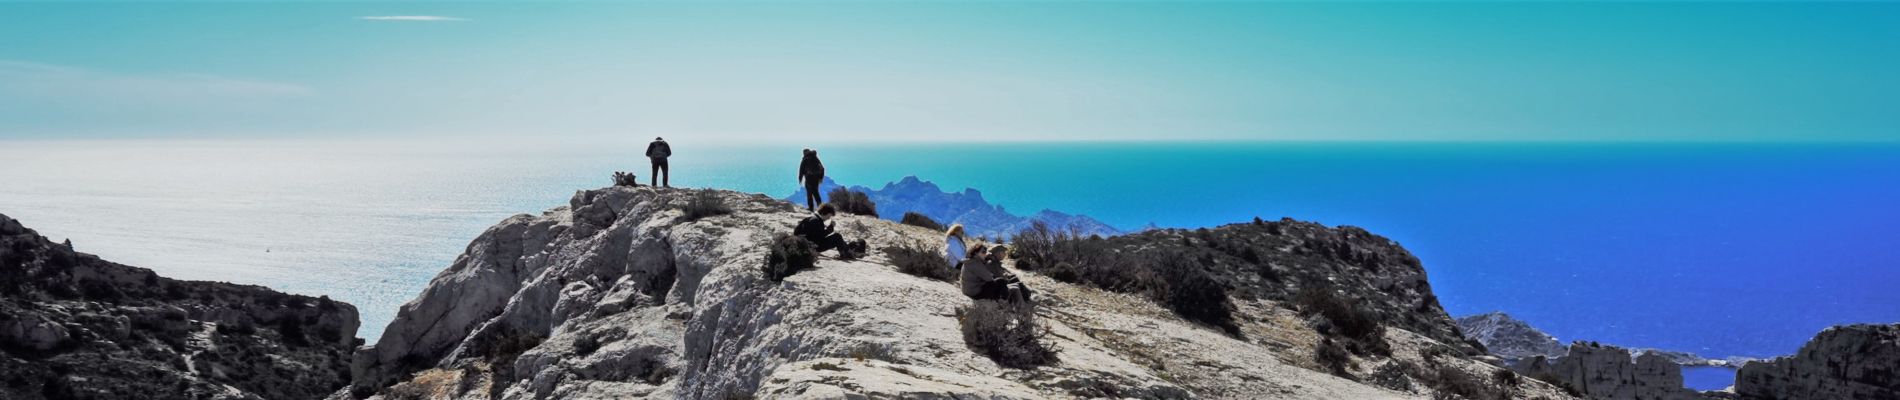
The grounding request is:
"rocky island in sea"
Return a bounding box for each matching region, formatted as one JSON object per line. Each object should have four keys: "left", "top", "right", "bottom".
{"left": 5, "top": 185, "right": 1896, "bottom": 400}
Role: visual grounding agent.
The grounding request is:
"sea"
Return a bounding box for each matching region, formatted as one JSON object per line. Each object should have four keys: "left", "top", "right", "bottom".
{"left": 3, "top": 138, "right": 1896, "bottom": 391}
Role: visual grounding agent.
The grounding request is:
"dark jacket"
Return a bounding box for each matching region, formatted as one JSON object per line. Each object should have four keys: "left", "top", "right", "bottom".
{"left": 960, "top": 258, "right": 1007, "bottom": 298}
{"left": 798, "top": 153, "right": 824, "bottom": 186}
{"left": 645, "top": 140, "right": 671, "bottom": 159}
{"left": 794, "top": 215, "right": 832, "bottom": 241}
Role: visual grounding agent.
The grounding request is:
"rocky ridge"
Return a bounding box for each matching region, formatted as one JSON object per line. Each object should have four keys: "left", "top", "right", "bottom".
{"left": 338, "top": 186, "right": 1573, "bottom": 399}
{"left": 1, "top": 213, "right": 361, "bottom": 400}
{"left": 1515, "top": 343, "right": 1708, "bottom": 400}
{"left": 1734, "top": 324, "right": 1900, "bottom": 400}
{"left": 1455, "top": 312, "right": 1567, "bottom": 360}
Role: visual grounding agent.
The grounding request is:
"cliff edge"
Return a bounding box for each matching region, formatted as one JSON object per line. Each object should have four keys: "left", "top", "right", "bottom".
{"left": 340, "top": 186, "right": 1571, "bottom": 399}
{"left": 0, "top": 213, "right": 360, "bottom": 400}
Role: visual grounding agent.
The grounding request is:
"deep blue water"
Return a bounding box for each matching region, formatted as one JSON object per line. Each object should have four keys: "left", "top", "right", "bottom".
{"left": 3, "top": 140, "right": 1896, "bottom": 382}
{"left": 1683, "top": 367, "right": 1737, "bottom": 391}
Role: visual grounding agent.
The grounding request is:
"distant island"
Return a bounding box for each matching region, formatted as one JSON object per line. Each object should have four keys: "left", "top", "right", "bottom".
{"left": 785, "top": 176, "right": 1124, "bottom": 239}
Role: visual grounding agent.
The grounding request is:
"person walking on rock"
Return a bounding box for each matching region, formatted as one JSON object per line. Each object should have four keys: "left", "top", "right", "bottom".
{"left": 646, "top": 137, "right": 672, "bottom": 187}
{"left": 798, "top": 148, "right": 826, "bottom": 211}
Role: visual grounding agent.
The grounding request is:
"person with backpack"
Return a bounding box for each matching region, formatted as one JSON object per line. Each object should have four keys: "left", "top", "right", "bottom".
{"left": 797, "top": 148, "right": 825, "bottom": 211}
{"left": 646, "top": 137, "right": 672, "bottom": 187}
{"left": 794, "top": 204, "right": 865, "bottom": 260}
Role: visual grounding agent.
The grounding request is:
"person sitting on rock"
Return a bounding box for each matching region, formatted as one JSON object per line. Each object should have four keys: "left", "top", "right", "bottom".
{"left": 794, "top": 204, "right": 864, "bottom": 259}
{"left": 944, "top": 224, "right": 970, "bottom": 270}
{"left": 961, "top": 245, "right": 1032, "bottom": 304}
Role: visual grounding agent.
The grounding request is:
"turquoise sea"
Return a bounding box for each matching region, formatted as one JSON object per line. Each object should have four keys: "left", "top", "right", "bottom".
{"left": 3, "top": 139, "right": 1896, "bottom": 390}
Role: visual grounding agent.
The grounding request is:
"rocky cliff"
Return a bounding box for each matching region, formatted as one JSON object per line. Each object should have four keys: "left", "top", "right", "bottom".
{"left": 1734, "top": 324, "right": 1899, "bottom": 400}
{"left": 1515, "top": 343, "right": 1708, "bottom": 400}
{"left": 0, "top": 213, "right": 361, "bottom": 400}
{"left": 339, "top": 186, "right": 1574, "bottom": 399}
{"left": 786, "top": 176, "right": 1123, "bottom": 238}
{"left": 1457, "top": 312, "right": 1567, "bottom": 360}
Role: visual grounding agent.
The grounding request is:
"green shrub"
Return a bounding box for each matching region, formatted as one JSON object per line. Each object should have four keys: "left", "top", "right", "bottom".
{"left": 1151, "top": 253, "right": 1241, "bottom": 336}
{"left": 957, "top": 300, "right": 1057, "bottom": 368}
{"left": 573, "top": 334, "right": 600, "bottom": 356}
{"left": 1012, "top": 222, "right": 1243, "bottom": 336}
{"left": 899, "top": 212, "right": 944, "bottom": 231}
{"left": 1296, "top": 285, "right": 1389, "bottom": 356}
{"left": 883, "top": 241, "right": 954, "bottom": 282}
{"left": 1316, "top": 338, "right": 1354, "bottom": 378}
{"left": 763, "top": 234, "right": 816, "bottom": 282}
{"left": 826, "top": 188, "right": 877, "bottom": 216}
{"left": 680, "top": 189, "right": 732, "bottom": 221}
{"left": 1426, "top": 365, "right": 1508, "bottom": 400}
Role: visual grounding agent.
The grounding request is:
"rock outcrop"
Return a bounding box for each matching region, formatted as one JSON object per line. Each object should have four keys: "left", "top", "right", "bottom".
{"left": 1457, "top": 312, "right": 1567, "bottom": 360}
{"left": 1517, "top": 342, "right": 1708, "bottom": 400}
{"left": 0, "top": 213, "right": 360, "bottom": 400}
{"left": 786, "top": 176, "right": 1123, "bottom": 238}
{"left": 1734, "top": 324, "right": 1900, "bottom": 400}
{"left": 340, "top": 186, "right": 1573, "bottom": 399}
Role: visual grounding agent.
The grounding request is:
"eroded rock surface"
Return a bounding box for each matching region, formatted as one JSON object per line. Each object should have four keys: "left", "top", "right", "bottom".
{"left": 339, "top": 186, "right": 1570, "bottom": 399}
{"left": 1735, "top": 324, "right": 1900, "bottom": 400}
{"left": 1517, "top": 343, "right": 1708, "bottom": 400}
{"left": 0, "top": 213, "right": 360, "bottom": 400}
{"left": 1456, "top": 312, "right": 1567, "bottom": 360}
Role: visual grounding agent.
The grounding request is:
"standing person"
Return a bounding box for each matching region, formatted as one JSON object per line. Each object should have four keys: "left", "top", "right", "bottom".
{"left": 944, "top": 224, "right": 969, "bottom": 270}
{"left": 798, "top": 148, "right": 826, "bottom": 211}
{"left": 646, "top": 137, "right": 672, "bottom": 187}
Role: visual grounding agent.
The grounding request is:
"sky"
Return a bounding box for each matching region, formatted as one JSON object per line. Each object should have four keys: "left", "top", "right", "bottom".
{"left": 2, "top": 1, "right": 1897, "bottom": 142}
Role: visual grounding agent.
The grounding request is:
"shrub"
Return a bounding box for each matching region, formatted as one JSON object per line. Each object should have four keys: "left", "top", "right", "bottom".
{"left": 957, "top": 300, "right": 1057, "bottom": 368}
{"left": 1369, "top": 361, "right": 1423, "bottom": 392}
{"left": 1316, "top": 338, "right": 1354, "bottom": 378}
{"left": 1426, "top": 365, "right": 1506, "bottom": 400}
{"left": 826, "top": 188, "right": 877, "bottom": 216}
{"left": 1490, "top": 368, "right": 1520, "bottom": 387}
{"left": 573, "top": 334, "right": 600, "bottom": 356}
{"left": 1150, "top": 253, "right": 1241, "bottom": 336}
{"left": 1296, "top": 285, "right": 1389, "bottom": 356}
{"left": 277, "top": 318, "right": 308, "bottom": 347}
{"left": 763, "top": 234, "right": 817, "bottom": 282}
{"left": 680, "top": 189, "right": 732, "bottom": 221}
{"left": 899, "top": 212, "right": 945, "bottom": 231}
{"left": 884, "top": 241, "right": 954, "bottom": 282}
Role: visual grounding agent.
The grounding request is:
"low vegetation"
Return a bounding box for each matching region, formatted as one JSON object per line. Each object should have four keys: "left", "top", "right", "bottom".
{"left": 1010, "top": 221, "right": 1241, "bottom": 335}
{"left": 825, "top": 187, "right": 878, "bottom": 216}
{"left": 899, "top": 212, "right": 945, "bottom": 231}
{"left": 763, "top": 233, "right": 817, "bottom": 282}
{"left": 1316, "top": 338, "right": 1354, "bottom": 378}
{"left": 1295, "top": 285, "right": 1390, "bottom": 357}
{"left": 680, "top": 189, "right": 732, "bottom": 221}
{"left": 957, "top": 300, "right": 1058, "bottom": 368}
{"left": 883, "top": 240, "right": 955, "bottom": 282}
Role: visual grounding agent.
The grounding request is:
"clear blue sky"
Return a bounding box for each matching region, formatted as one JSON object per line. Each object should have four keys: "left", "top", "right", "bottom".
{"left": 2, "top": 1, "right": 1896, "bottom": 142}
